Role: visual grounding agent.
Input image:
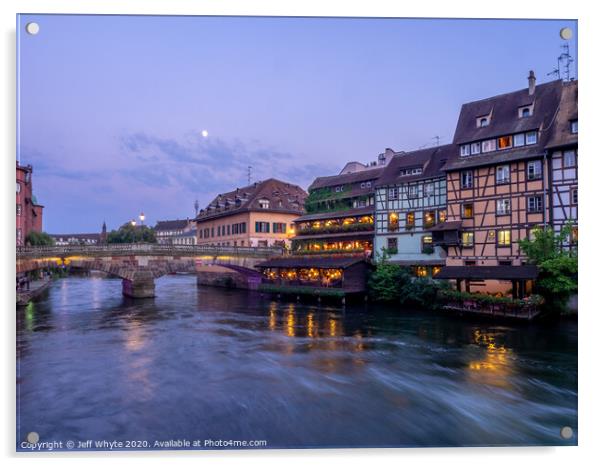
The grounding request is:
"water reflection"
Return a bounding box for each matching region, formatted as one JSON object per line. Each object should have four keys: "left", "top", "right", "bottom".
{"left": 16, "top": 276, "right": 577, "bottom": 448}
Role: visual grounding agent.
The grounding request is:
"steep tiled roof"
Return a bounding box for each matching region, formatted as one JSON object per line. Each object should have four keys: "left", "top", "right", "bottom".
{"left": 309, "top": 167, "right": 385, "bottom": 191}
{"left": 453, "top": 79, "right": 563, "bottom": 146}
{"left": 155, "top": 219, "right": 190, "bottom": 231}
{"left": 375, "top": 144, "right": 456, "bottom": 186}
{"left": 546, "top": 80, "right": 578, "bottom": 150}
{"left": 196, "top": 178, "right": 307, "bottom": 221}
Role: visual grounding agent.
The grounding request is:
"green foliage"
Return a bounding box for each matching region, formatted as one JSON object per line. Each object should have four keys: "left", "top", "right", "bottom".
{"left": 25, "top": 231, "right": 55, "bottom": 246}
{"left": 304, "top": 187, "right": 354, "bottom": 214}
{"left": 367, "top": 250, "right": 404, "bottom": 302}
{"left": 107, "top": 223, "right": 157, "bottom": 244}
{"left": 518, "top": 223, "right": 577, "bottom": 313}
{"left": 400, "top": 275, "right": 449, "bottom": 310}
{"left": 259, "top": 284, "right": 345, "bottom": 298}
{"left": 439, "top": 289, "right": 544, "bottom": 307}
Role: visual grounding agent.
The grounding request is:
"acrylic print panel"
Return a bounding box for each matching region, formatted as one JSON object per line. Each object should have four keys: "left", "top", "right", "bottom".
{"left": 16, "top": 14, "right": 578, "bottom": 451}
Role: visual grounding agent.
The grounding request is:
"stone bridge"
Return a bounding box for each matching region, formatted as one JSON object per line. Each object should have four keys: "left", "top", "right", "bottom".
{"left": 16, "top": 243, "right": 283, "bottom": 298}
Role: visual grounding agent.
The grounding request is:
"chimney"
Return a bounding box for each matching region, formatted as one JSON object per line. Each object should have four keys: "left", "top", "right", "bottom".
{"left": 528, "top": 70, "right": 536, "bottom": 95}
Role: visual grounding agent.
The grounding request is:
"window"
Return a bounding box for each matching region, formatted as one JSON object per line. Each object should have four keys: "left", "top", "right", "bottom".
{"left": 527, "top": 160, "right": 543, "bottom": 180}
{"left": 211, "top": 227, "right": 214, "bottom": 237}
{"left": 496, "top": 199, "right": 510, "bottom": 215}
{"left": 335, "top": 186, "right": 341, "bottom": 193}
{"left": 462, "top": 203, "right": 474, "bottom": 218}
{"left": 425, "top": 183, "right": 434, "bottom": 197}
{"left": 406, "top": 212, "right": 415, "bottom": 229}
{"left": 570, "top": 120, "right": 578, "bottom": 134}
{"left": 481, "top": 139, "right": 496, "bottom": 153}
{"left": 16, "top": 204, "right": 22, "bottom": 216}
{"left": 258, "top": 199, "right": 270, "bottom": 209}
{"left": 461, "top": 232, "right": 474, "bottom": 247}
{"left": 499, "top": 260, "right": 512, "bottom": 266}
{"left": 497, "top": 230, "right": 511, "bottom": 246}
{"left": 388, "top": 212, "right": 399, "bottom": 231}
{"left": 571, "top": 227, "right": 578, "bottom": 243}
{"left": 460, "top": 145, "right": 470, "bottom": 156}
{"left": 527, "top": 195, "right": 543, "bottom": 213}
{"left": 470, "top": 142, "right": 481, "bottom": 155}
{"left": 421, "top": 235, "right": 433, "bottom": 253}
{"left": 424, "top": 210, "right": 436, "bottom": 228}
{"left": 388, "top": 188, "right": 398, "bottom": 200}
{"left": 564, "top": 150, "right": 576, "bottom": 167}
{"left": 526, "top": 131, "right": 537, "bottom": 145}
{"left": 407, "top": 185, "right": 419, "bottom": 199}
{"left": 272, "top": 222, "right": 286, "bottom": 233}
{"left": 513, "top": 133, "right": 525, "bottom": 147}
{"left": 478, "top": 116, "right": 489, "bottom": 127}
{"left": 387, "top": 237, "right": 398, "bottom": 253}
{"left": 400, "top": 167, "right": 423, "bottom": 176}
{"left": 572, "top": 188, "right": 578, "bottom": 204}
{"left": 16, "top": 182, "right": 21, "bottom": 193}
{"left": 498, "top": 135, "right": 512, "bottom": 150}
{"left": 365, "top": 181, "right": 371, "bottom": 188}
{"left": 461, "top": 170, "right": 473, "bottom": 189}
{"left": 438, "top": 209, "right": 447, "bottom": 223}
{"left": 520, "top": 106, "right": 531, "bottom": 118}
{"left": 255, "top": 222, "right": 270, "bottom": 233}
{"left": 360, "top": 182, "right": 366, "bottom": 188}
{"left": 496, "top": 165, "right": 510, "bottom": 184}
{"left": 227, "top": 225, "right": 231, "bottom": 235}
{"left": 464, "top": 260, "right": 477, "bottom": 266}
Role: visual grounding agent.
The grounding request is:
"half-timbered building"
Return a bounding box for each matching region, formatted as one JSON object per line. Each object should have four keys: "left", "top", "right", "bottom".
{"left": 545, "top": 79, "right": 578, "bottom": 245}
{"left": 434, "top": 72, "right": 564, "bottom": 296}
{"left": 373, "top": 144, "right": 456, "bottom": 276}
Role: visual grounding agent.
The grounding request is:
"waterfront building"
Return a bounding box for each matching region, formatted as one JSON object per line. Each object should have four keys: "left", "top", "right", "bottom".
{"left": 373, "top": 144, "right": 456, "bottom": 277}
{"left": 172, "top": 229, "right": 197, "bottom": 246}
{"left": 50, "top": 233, "right": 101, "bottom": 246}
{"left": 16, "top": 162, "right": 44, "bottom": 246}
{"left": 545, "top": 79, "right": 578, "bottom": 244}
{"left": 195, "top": 178, "right": 307, "bottom": 248}
{"left": 154, "top": 219, "right": 196, "bottom": 244}
{"left": 434, "top": 72, "right": 565, "bottom": 296}
{"left": 291, "top": 150, "right": 394, "bottom": 256}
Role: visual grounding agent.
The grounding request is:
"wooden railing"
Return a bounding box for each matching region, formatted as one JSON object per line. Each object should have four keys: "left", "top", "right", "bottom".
{"left": 16, "top": 243, "right": 285, "bottom": 259}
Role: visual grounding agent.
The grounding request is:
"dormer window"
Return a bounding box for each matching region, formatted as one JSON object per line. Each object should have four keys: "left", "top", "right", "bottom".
{"left": 477, "top": 116, "right": 490, "bottom": 128}
{"left": 497, "top": 135, "right": 512, "bottom": 150}
{"left": 481, "top": 139, "right": 496, "bottom": 153}
{"left": 399, "top": 167, "right": 423, "bottom": 176}
{"left": 570, "top": 120, "right": 578, "bottom": 134}
{"left": 460, "top": 145, "right": 470, "bottom": 156}
{"left": 334, "top": 186, "right": 344, "bottom": 193}
{"left": 526, "top": 131, "right": 538, "bottom": 145}
{"left": 258, "top": 199, "right": 270, "bottom": 209}
{"left": 519, "top": 105, "right": 533, "bottom": 118}
{"left": 470, "top": 142, "right": 481, "bottom": 155}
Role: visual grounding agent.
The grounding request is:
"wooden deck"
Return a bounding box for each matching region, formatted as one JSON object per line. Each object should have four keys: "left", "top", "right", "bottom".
{"left": 17, "top": 278, "right": 51, "bottom": 306}
{"left": 441, "top": 304, "right": 540, "bottom": 320}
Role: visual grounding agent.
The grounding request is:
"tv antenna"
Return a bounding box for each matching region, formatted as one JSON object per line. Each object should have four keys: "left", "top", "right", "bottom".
{"left": 549, "top": 28, "right": 575, "bottom": 81}
{"left": 432, "top": 135, "right": 440, "bottom": 146}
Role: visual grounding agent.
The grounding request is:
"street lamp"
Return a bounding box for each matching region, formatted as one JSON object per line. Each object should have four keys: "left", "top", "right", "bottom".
{"left": 130, "top": 219, "right": 136, "bottom": 227}
{"left": 139, "top": 212, "right": 145, "bottom": 225}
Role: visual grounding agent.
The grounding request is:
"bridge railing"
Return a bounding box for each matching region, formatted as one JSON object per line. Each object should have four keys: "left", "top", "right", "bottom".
{"left": 16, "top": 243, "right": 286, "bottom": 259}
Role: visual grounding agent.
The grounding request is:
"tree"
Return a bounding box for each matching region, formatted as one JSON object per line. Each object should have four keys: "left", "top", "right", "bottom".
{"left": 518, "top": 224, "right": 577, "bottom": 313}
{"left": 367, "top": 250, "right": 403, "bottom": 302}
{"left": 107, "top": 223, "right": 157, "bottom": 244}
{"left": 25, "top": 231, "right": 55, "bottom": 246}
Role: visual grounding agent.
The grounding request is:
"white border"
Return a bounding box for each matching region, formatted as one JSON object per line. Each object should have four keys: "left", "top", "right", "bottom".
{"left": 2, "top": 1, "right": 600, "bottom": 465}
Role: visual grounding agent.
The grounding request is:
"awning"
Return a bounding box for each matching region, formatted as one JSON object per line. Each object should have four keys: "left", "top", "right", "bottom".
{"left": 428, "top": 220, "right": 463, "bottom": 232}
{"left": 434, "top": 265, "right": 538, "bottom": 280}
{"left": 256, "top": 256, "right": 367, "bottom": 270}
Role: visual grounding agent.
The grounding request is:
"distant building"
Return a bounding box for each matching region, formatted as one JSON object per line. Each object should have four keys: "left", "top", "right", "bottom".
{"left": 195, "top": 178, "right": 307, "bottom": 248}
{"left": 172, "top": 229, "right": 197, "bottom": 246}
{"left": 16, "top": 162, "right": 44, "bottom": 246}
{"left": 50, "top": 233, "right": 101, "bottom": 246}
{"left": 154, "top": 219, "right": 195, "bottom": 244}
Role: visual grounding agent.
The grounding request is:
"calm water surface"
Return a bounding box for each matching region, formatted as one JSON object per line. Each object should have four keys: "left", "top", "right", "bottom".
{"left": 17, "top": 275, "right": 577, "bottom": 449}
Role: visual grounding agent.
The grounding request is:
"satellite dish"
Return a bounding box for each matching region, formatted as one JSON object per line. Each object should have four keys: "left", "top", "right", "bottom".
{"left": 560, "top": 27, "right": 573, "bottom": 40}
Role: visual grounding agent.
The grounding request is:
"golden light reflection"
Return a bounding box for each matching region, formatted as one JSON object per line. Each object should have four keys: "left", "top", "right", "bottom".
{"left": 268, "top": 302, "right": 277, "bottom": 331}
{"left": 307, "top": 312, "right": 316, "bottom": 338}
{"left": 467, "top": 329, "right": 514, "bottom": 388}
{"left": 286, "top": 306, "right": 295, "bottom": 337}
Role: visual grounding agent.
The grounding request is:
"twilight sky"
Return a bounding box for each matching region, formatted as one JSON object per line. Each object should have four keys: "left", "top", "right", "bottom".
{"left": 17, "top": 15, "right": 577, "bottom": 233}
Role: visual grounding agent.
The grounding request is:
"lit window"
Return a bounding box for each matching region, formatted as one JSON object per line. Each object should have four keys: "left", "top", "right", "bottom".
{"left": 414, "top": 266, "right": 428, "bottom": 277}
{"left": 421, "top": 235, "right": 433, "bottom": 254}
{"left": 461, "top": 171, "right": 473, "bottom": 189}
{"left": 481, "top": 139, "right": 496, "bottom": 153}
{"left": 462, "top": 203, "right": 474, "bottom": 218}
{"left": 527, "top": 196, "right": 543, "bottom": 213}
{"left": 526, "top": 131, "right": 538, "bottom": 145}
{"left": 512, "top": 136, "right": 525, "bottom": 150}
{"left": 570, "top": 120, "right": 578, "bottom": 134}
{"left": 438, "top": 210, "right": 447, "bottom": 223}
{"left": 527, "top": 160, "right": 542, "bottom": 180}
{"left": 388, "top": 212, "right": 399, "bottom": 231}
{"left": 496, "top": 199, "right": 510, "bottom": 215}
{"left": 498, "top": 135, "right": 512, "bottom": 150}
{"left": 496, "top": 165, "right": 510, "bottom": 184}
{"left": 572, "top": 189, "right": 578, "bottom": 204}
{"left": 564, "top": 150, "right": 576, "bottom": 168}
{"left": 497, "top": 230, "right": 511, "bottom": 246}
{"left": 406, "top": 212, "right": 415, "bottom": 228}
{"left": 462, "top": 232, "right": 474, "bottom": 247}
{"left": 571, "top": 227, "right": 578, "bottom": 243}
{"left": 470, "top": 142, "right": 481, "bottom": 155}
{"left": 460, "top": 145, "right": 470, "bottom": 156}
{"left": 424, "top": 211, "right": 436, "bottom": 228}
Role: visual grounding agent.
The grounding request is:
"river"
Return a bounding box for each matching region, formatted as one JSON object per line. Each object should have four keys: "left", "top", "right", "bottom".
{"left": 16, "top": 275, "right": 577, "bottom": 450}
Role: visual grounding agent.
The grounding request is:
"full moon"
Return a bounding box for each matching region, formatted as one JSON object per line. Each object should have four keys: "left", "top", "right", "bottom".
{"left": 201, "top": 130, "right": 209, "bottom": 138}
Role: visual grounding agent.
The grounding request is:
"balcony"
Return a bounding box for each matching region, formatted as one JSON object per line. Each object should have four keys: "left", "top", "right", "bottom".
{"left": 295, "top": 220, "right": 374, "bottom": 236}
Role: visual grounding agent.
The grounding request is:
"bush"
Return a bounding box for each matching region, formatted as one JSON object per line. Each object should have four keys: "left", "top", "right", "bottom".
{"left": 25, "top": 231, "right": 55, "bottom": 246}
{"left": 107, "top": 223, "right": 157, "bottom": 244}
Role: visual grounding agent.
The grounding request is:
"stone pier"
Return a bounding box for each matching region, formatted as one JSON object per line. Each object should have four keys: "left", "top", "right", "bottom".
{"left": 122, "top": 271, "right": 156, "bottom": 298}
